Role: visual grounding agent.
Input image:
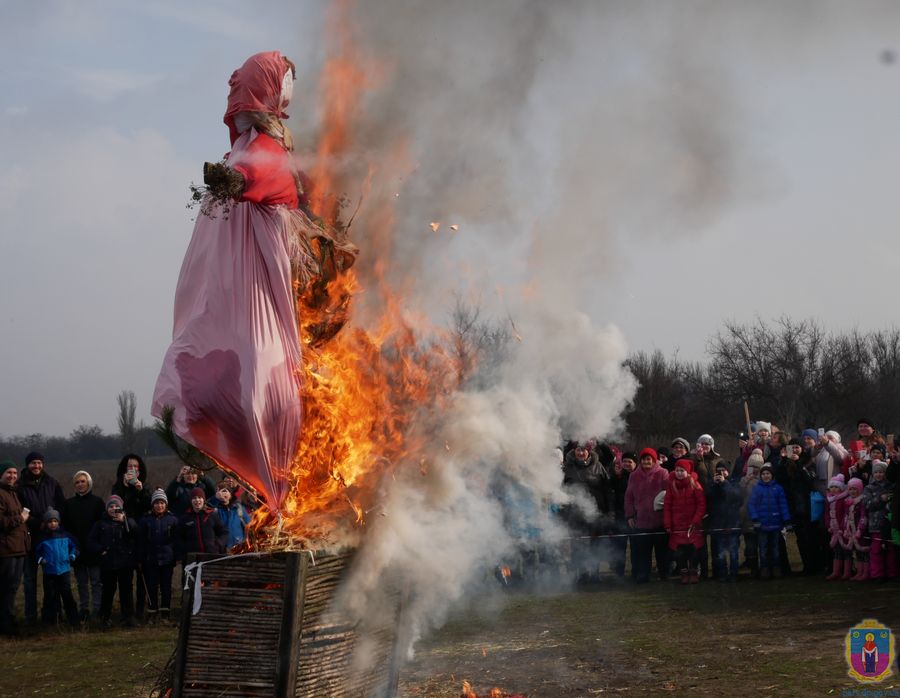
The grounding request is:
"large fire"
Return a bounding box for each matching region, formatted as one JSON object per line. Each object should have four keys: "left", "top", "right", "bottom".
{"left": 461, "top": 681, "right": 526, "bottom": 698}
{"left": 246, "top": 0, "right": 456, "bottom": 544}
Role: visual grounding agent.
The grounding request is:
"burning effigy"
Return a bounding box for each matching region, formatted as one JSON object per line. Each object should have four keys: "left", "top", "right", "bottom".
{"left": 148, "top": 41, "right": 429, "bottom": 694}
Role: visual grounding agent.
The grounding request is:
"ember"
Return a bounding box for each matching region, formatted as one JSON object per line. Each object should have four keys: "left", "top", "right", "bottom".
{"left": 461, "top": 681, "right": 526, "bottom": 698}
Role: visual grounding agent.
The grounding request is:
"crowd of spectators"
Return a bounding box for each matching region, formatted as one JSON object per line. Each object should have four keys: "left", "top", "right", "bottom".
{"left": 559, "top": 418, "right": 899, "bottom": 585}
{"left": 0, "top": 453, "right": 253, "bottom": 635}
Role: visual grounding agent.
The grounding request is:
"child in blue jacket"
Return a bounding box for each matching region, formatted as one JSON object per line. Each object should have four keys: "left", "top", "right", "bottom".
{"left": 748, "top": 463, "right": 792, "bottom": 579}
{"left": 36, "top": 508, "right": 80, "bottom": 626}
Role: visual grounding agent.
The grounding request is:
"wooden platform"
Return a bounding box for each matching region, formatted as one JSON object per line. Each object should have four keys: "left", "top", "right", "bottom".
{"left": 172, "top": 551, "right": 401, "bottom": 697}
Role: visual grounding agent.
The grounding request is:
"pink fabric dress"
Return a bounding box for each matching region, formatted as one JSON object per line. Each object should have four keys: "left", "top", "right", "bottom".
{"left": 153, "top": 52, "right": 303, "bottom": 512}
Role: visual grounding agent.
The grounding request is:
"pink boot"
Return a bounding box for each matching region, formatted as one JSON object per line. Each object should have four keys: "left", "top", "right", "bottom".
{"left": 841, "top": 559, "right": 853, "bottom": 580}
{"left": 852, "top": 562, "right": 869, "bottom": 582}
{"left": 825, "top": 559, "right": 842, "bottom": 581}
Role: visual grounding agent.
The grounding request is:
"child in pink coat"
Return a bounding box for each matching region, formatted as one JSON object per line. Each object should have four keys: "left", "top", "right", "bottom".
{"left": 825, "top": 475, "right": 850, "bottom": 580}
{"left": 843, "top": 477, "right": 870, "bottom": 581}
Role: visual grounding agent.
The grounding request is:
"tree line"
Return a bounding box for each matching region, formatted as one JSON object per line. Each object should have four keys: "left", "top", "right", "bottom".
{"left": 0, "top": 390, "right": 171, "bottom": 464}
{"left": 3, "top": 317, "right": 899, "bottom": 463}
{"left": 625, "top": 317, "right": 900, "bottom": 446}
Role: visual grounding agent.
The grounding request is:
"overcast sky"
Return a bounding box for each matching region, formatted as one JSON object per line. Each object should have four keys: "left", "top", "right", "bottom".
{"left": 2, "top": 1, "right": 899, "bottom": 438}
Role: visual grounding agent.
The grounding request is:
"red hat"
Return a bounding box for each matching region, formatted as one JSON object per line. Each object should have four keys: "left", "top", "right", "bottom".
{"left": 673, "top": 458, "right": 694, "bottom": 474}
{"left": 190, "top": 487, "right": 206, "bottom": 498}
{"left": 639, "top": 447, "right": 658, "bottom": 461}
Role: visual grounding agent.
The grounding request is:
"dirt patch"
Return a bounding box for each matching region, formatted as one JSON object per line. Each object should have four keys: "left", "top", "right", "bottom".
{"left": 398, "top": 577, "right": 900, "bottom": 697}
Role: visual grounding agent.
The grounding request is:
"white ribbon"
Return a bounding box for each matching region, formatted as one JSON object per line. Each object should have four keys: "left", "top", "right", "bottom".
{"left": 182, "top": 550, "right": 316, "bottom": 615}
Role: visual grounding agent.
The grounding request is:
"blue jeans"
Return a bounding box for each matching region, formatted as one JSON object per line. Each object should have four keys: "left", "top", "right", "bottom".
{"left": 713, "top": 532, "right": 740, "bottom": 578}
{"left": 758, "top": 529, "right": 781, "bottom": 569}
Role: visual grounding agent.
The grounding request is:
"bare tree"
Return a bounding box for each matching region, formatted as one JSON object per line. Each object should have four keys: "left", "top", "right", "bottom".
{"left": 117, "top": 389, "right": 137, "bottom": 452}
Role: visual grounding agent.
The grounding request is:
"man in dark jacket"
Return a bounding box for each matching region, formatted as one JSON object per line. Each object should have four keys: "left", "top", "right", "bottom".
{"left": 0, "top": 461, "right": 30, "bottom": 635}
{"left": 18, "top": 452, "right": 65, "bottom": 623}
{"left": 166, "top": 466, "right": 216, "bottom": 517}
{"left": 178, "top": 488, "right": 228, "bottom": 561}
{"left": 707, "top": 463, "right": 743, "bottom": 582}
{"left": 62, "top": 470, "right": 105, "bottom": 620}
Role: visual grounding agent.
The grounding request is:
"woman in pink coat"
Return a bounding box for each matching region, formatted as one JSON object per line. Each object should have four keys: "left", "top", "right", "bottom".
{"left": 664, "top": 459, "right": 706, "bottom": 584}
{"left": 624, "top": 448, "right": 670, "bottom": 583}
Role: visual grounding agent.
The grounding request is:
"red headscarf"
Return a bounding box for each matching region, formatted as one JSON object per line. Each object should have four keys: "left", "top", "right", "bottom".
{"left": 224, "top": 51, "right": 291, "bottom": 145}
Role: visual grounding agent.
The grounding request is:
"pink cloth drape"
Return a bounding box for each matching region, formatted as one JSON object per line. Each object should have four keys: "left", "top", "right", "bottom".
{"left": 152, "top": 193, "right": 302, "bottom": 512}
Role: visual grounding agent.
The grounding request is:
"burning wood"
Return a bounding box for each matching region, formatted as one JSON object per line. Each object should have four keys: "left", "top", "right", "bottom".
{"left": 461, "top": 681, "right": 526, "bottom": 698}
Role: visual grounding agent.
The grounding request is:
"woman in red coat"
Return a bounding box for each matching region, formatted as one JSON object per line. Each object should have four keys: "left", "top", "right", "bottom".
{"left": 664, "top": 458, "right": 706, "bottom": 584}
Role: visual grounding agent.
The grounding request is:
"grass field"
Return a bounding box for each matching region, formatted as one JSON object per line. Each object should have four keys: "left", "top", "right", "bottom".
{"left": 4, "top": 573, "right": 898, "bottom": 697}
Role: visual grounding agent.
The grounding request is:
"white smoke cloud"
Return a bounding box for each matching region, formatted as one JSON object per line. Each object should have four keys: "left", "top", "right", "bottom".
{"left": 326, "top": 2, "right": 648, "bottom": 659}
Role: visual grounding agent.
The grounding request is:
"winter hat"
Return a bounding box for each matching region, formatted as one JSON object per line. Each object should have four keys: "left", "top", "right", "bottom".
{"left": 869, "top": 443, "right": 887, "bottom": 458}
{"left": 620, "top": 451, "right": 638, "bottom": 464}
{"left": 698, "top": 434, "right": 715, "bottom": 448}
{"left": 24, "top": 451, "right": 44, "bottom": 465}
{"left": 671, "top": 437, "right": 691, "bottom": 452}
{"left": 872, "top": 460, "right": 888, "bottom": 475}
{"left": 747, "top": 449, "right": 765, "bottom": 469}
{"left": 857, "top": 417, "right": 876, "bottom": 429}
{"left": 801, "top": 429, "right": 819, "bottom": 442}
{"left": 1, "top": 460, "right": 17, "bottom": 476}
{"left": 715, "top": 462, "right": 730, "bottom": 474}
{"left": 828, "top": 474, "right": 846, "bottom": 491}
{"left": 73, "top": 470, "right": 93, "bottom": 492}
{"left": 43, "top": 508, "right": 60, "bottom": 523}
{"left": 825, "top": 430, "right": 841, "bottom": 443}
{"left": 639, "top": 447, "right": 658, "bottom": 462}
{"left": 673, "top": 458, "right": 694, "bottom": 474}
{"left": 759, "top": 462, "right": 774, "bottom": 475}
{"left": 105, "top": 494, "right": 124, "bottom": 509}
{"left": 151, "top": 488, "right": 168, "bottom": 504}
{"left": 754, "top": 421, "right": 772, "bottom": 434}
{"left": 847, "top": 477, "right": 864, "bottom": 492}
{"left": 190, "top": 487, "right": 206, "bottom": 498}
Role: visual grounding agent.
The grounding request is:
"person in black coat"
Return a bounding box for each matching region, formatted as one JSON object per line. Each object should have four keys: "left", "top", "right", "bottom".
{"left": 61, "top": 470, "right": 105, "bottom": 620}
{"left": 165, "top": 467, "right": 217, "bottom": 517}
{"left": 707, "top": 463, "right": 743, "bottom": 581}
{"left": 111, "top": 454, "right": 151, "bottom": 618}
{"left": 178, "top": 488, "right": 228, "bottom": 561}
{"left": 89, "top": 495, "right": 137, "bottom": 628}
{"left": 17, "top": 452, "right": 65, "bottom": 623}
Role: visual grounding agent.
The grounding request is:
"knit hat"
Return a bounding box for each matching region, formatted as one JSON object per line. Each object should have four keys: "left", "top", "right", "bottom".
{"left": 73, "top": 470, "right": 93, "bottom": 492}
{"left": 639, "top": 447, "right": 658, "bottom": 462}
{"left": 673, "top": 458, "right": 694, "bottom": 473}
{"left": 43, "top": 508, "right": 60, "bottom": 523}
{"left": 825, "top": 430, "right": 841, "bottom": 443}
{"left": 151, "top": 488, "right": 168, "bottom": 504}
{"left": 621, "top": 451, "right": 638, "bottom": 463}
{"left": 869, "top": 443, "right": 887, "bottom": 457}
{"left": 759, "top": 462, "right": 774, "bottom": 475}
{"left": 857, "top": 417, "right": 875, "bottom": 429}
{"left": 190, "top": 487, "right": 206, "bottom": 498}
{"left": 828, "top": 474, "right": 846, "bottom": 491}
{"left": 105, "top": 494, "right": 124, "bottom": 509}
{"left": 715, "top": 462, "right": 730, "bottom": 474}
{"left": 847, "top": 477, "right": 864, "bottom": 492}
{"left": 24, "top": 451, "right": 44, "bottom": 465}
{"left": 698, "top": 434, "right": 715, "bottom": 448}
{"left": 872, "top": 460, "right": 888, "bottom": 475}
{"left": 1, "top": 460, "right": 17, "bottom": 476}
{"left": 801, "top": 429, "right": 819, "bottom": 442}
{"left": 671, "top": 437, "right": 691, "bottom": 452}
{"left": 754, "top": 421, "right": 772, "bottom": 434}
{"left": 747, "top": 448, "right": 765, "bottom": 469}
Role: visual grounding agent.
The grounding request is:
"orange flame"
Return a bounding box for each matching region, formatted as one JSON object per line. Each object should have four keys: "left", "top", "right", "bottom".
{"left": 243, "top": 0, "right": 458, "bottom": 544}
